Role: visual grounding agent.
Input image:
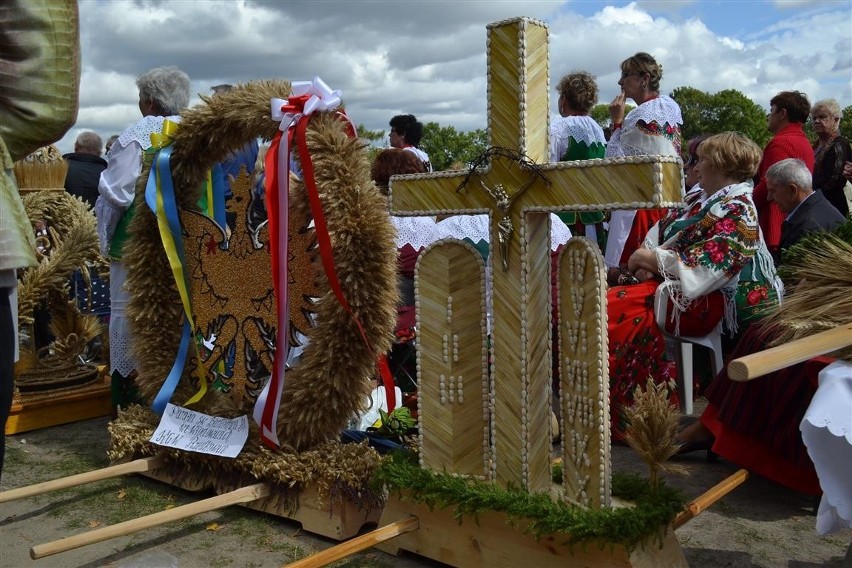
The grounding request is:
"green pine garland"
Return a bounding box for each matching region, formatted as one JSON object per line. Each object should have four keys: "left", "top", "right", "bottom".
{"left": 373, "top": 452, "right": 685, "bottom": 551}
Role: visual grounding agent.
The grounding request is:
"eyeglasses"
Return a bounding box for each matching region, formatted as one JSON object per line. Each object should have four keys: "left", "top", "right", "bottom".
{"left": 811, "top": 113, "right": 835, "bottom": 122}
{"left": 620, "top": 72, "right": 639, "bottom": 80}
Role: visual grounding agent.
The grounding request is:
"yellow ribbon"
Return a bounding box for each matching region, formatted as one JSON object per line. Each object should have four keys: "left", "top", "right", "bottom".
{"left": 149, "top": 118, "right": 180, "bottom": 150}
{"left": 147, "top": 119, "right": 209, "bottom": 406}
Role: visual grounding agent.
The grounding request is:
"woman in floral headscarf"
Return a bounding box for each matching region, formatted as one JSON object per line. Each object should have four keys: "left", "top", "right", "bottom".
{"left": 607, "top": 132, "right": 782, "bottom": 438}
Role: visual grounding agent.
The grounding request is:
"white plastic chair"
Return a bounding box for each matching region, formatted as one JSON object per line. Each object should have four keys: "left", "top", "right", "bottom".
{"left": 653, "top": 287, "right": 724, "bottom": 415}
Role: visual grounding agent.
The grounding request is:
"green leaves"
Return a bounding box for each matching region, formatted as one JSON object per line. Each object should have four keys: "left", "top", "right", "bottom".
{"left": 375, "top": 407, "right": 416, "bottom": 438}
{"left": 670, "top": 86, "right": 770, "bottom": 147}
{"left": 419, "top": 122, "right": 487, "bottom": 171}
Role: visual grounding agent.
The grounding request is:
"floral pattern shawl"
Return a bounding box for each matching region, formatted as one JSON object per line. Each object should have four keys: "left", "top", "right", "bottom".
{"left": 647, "top": 181, "right": 782, "bottom": 333}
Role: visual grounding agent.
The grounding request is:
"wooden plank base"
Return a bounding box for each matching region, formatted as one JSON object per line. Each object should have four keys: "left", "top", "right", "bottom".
{"left": 237, "top": 483, "right": 382, "bottom": 541}
{"left": 140, "top": 467, "right": 379, "bottom": 540}
{"left": 6, "top": 374, "right": 112, "bottom": 435}
{"left": 376, "top": 494, "right": 688, "bottom": 568}
{"left": 139, "top": 466, "right": 214, "bottom": 493}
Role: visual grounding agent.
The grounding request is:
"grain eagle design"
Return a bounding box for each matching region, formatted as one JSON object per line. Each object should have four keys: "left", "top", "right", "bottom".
{"left": 124, "top": 80, "right": 399, "bottom": 451}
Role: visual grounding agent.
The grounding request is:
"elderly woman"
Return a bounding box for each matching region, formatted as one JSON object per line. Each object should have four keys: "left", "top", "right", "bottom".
{"left": 605, "top": 53, "right": 683, "bottom": 282}
{"left": 608, "top": 132, "right": 781, "bottom": 437}
{"left": 95, "top": 66, "right": 191, "bottom": 409}
{"left": 549, "top": 71, "right": 607, "bottom": 244}
{"left": 811, "top": 98, "right": 852, "bottom": 216}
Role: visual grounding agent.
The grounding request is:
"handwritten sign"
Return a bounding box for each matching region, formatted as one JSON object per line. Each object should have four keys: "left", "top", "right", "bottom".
{"left": 150, "top": 404, "right": 249, "bottom": 458}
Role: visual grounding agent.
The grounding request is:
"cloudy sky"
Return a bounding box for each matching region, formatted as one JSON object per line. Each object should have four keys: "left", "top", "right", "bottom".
{"left": 57, "top": 0, "right": 852, "bottom": 154}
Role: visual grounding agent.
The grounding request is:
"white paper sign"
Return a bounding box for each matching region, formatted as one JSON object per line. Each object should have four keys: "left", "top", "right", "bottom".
{"left": 150, "top": 403, "right": 249, "bottom": 458}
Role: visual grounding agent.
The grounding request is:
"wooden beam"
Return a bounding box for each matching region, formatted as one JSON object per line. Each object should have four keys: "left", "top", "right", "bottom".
{"left": 30, "top": 482, "right": 270, "bottom": 559}
{"left": 283, "top": 517, "right": 419, "bottom": 568}
{"left": 0, "top": 457, "right": 162, "bottom": 503}
{"left": 727, "top": 323, "right": 852, "bottom": 382}
{"left": 673, "top": 469, "right": 748, "bottom": 529}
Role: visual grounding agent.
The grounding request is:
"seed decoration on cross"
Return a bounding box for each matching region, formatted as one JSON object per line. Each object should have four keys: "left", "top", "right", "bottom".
{"left": 390, "top": 16, "right": 682, "bottom": 499}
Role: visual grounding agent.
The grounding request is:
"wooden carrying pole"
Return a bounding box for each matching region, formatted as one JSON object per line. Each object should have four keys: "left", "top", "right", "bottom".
{"left": 728, "top": 323, "right": 852, "bottom": 382}
{"left": 283, "top": 516, "right": 419, "bottom": 568}
{"left": 0, "top": 457, "right": 162, "bottom": 503}
{"left": 30, "top": 482, "right": 271, "bottom": 559}
{"left": 673, "top": 469, "right": 748, "bottom": 529}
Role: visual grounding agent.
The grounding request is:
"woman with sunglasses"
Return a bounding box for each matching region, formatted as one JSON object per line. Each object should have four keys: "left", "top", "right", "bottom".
{"left": 605, "top": 52, "right": 683, "bottom": 285}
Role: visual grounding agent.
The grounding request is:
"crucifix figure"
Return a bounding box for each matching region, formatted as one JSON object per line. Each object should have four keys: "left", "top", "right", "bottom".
{"left": 390, "top": 17, "right": 682, "bottom": 502}
{"left": 478, "top": 174, "right": 538, "bottom": 271}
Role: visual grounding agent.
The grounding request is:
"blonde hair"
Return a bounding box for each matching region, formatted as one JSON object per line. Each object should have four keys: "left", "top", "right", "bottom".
{"left": 698, "top": 132, "right": 762, "bottom": 182}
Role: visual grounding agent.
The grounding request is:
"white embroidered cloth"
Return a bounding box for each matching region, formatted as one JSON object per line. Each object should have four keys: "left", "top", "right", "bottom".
{"left": 393, "top": 214, "right": 572, "bottom": 251}
{"left": 801, "top": 360, "right": 852, "bottom": 535}
{"left": 549, "top": 115, "right": 606, "bottom": 163}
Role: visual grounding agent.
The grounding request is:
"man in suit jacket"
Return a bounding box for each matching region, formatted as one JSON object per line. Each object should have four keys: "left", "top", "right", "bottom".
{"left": 63, "top": 131, "right": 107, "bottom": 209}
{"left": 766, "top": 158, "right": 845, "bottom": 265}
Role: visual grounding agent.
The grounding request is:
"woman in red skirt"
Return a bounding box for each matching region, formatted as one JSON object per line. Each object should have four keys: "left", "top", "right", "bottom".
{"left": 607, "top": 132, "right": 782, "bottom": 437}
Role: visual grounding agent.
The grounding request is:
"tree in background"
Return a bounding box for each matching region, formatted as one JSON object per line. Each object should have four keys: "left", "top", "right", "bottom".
{"left": 840, "top": 105, "right": 852, "bottom": 140}
{"left": 420, "top": 122, "right": 487, "bottom": 171}
{"left": 357, "top": 124, "right": 386, "bottom": 163}
{"left": 671, "top": 87, "right": 770, "bottom": 147}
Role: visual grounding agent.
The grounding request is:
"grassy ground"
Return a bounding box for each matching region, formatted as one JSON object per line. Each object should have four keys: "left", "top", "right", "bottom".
{"left": 1, "top": 412, "right": 850, "bottom": 568}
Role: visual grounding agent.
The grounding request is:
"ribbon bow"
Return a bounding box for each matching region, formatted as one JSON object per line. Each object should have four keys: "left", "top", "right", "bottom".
{"left": 270, "top": 77, "right": 342, "bottom": 131}
{"left": 149, "top": 119, "right": 180, "bottom": 150}
{"left": 254, "top": 77, "right": 345, "bottom": 449}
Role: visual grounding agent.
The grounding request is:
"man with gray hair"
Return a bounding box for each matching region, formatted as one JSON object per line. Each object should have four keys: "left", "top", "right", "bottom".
{"left": 63, "top": 131, "right": 107, "bottom": 208}
{"left": 766, "top": 157, "right": 845, "bottom": 264}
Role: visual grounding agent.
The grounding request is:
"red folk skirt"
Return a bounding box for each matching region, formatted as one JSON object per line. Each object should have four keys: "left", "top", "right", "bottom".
{"left": 701, "top": 323, "right": 826, "bottom": 495}
{"left": 608, "top": 280, "right": 724, "bottom": 437}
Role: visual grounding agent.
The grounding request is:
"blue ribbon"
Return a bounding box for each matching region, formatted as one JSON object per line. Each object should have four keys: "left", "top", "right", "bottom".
{"left": 144, "top": 145, "right": 198, "bottom": 415}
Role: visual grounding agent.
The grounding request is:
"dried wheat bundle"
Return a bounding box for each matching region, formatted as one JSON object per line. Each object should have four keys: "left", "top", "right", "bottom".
{"left": 108, "top": 405, "right": 383, "bottom": 509}
{"left": 23, "top": 189, "right": 96, "bottom": 236}
{"left": 17, "top": 191, "right": 102, "bottom": 325}
{"left": 48, "top": 302, "right": 103, "bottom": 362}
{"left": 17, "top": 222, "right": 100, "bottom": 326}
{"left": 624, "top": 378, "right": 687, "bottom": 487}
{"left": 763, "top": 235, "right": 852, "bottom": 360}
{"left": 13, "top": 145, "right": 68, "bottom": 192}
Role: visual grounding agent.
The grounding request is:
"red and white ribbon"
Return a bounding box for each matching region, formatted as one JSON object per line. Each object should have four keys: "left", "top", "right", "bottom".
{"left": 253, "top": 77, "right": 344, "bottom": 448}
{"left": 254, "top": 77, "right": 396, "bottom": 449}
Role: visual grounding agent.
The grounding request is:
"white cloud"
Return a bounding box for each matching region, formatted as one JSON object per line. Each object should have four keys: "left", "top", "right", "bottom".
{"left": 52, "top": 0, "right": 851, "bottom": 154}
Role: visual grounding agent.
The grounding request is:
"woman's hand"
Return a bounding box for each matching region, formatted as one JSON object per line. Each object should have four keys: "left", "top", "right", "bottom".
{"left": 634, "top": 268, "right": 656, "bottom": 282}
{"left": 627, "top": 247, "right": 658, "bottom": 275}
{"left": 609, "top": 92, "right": 626, "bottom": 127}
{"left": 843, "top": 161, "right": 852, "bottom": 181}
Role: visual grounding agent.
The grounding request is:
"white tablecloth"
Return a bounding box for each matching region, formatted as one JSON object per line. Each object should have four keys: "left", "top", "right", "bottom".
{"left": 800, "top": 360, "right": 852, "bottom": 535}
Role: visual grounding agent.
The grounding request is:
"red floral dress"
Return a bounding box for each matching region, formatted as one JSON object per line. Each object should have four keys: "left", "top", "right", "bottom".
{"left": 607, "top": 182, "right": 781, "bottom": 437}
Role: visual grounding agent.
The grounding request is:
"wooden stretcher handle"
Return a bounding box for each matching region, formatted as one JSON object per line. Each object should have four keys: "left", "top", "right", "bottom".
{"left": 673, "top": 469, "right": 748, "bottom": 529}
{"left": 30, "top": 482, "right": 270, "bottom": 559}
{"left": 0, "top": 457, "right": 162, "bottom": 503}
{"left": 727, "top": 323, "right": 852, "bottom": 382}
{"left": 283, "top": 516, "right": 419, "bottom": 568}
